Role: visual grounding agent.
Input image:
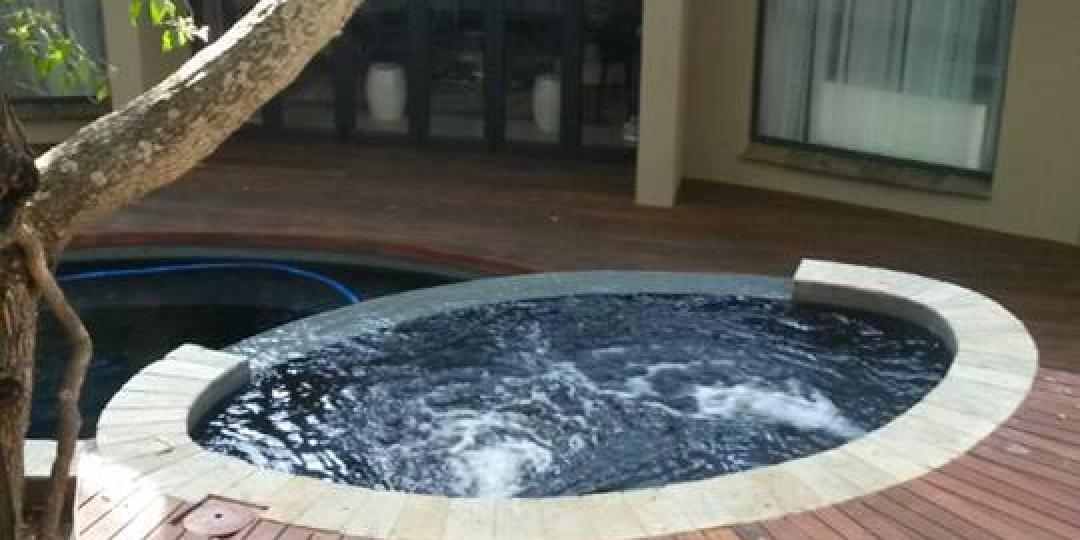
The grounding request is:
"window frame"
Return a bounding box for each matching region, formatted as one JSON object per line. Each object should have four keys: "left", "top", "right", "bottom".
{"left": 748, "top": 0, "right": 1017, "bottom": 182}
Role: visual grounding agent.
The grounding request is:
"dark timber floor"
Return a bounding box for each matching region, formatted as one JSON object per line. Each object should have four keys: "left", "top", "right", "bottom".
{"left": 82, "top": 141, "right": 1080, "bottom": 373}
{"left": 73, "top": 140, "right": 1080, "bottom": 539}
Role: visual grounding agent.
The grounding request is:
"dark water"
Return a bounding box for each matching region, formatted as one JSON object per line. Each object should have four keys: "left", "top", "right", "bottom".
{"left": 29, "top": 258, "right": 458, "bottom": 439}
{"left": 193, "top": 294, "right": 952, "bottom": 498}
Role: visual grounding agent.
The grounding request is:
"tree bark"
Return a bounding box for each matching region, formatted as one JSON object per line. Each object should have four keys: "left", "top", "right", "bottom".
{"left": 1, "top": 91, "right": 41, "bottom": 539}
{"left": 0, "top": 0, "right": 367, "bottom": 536}
{"left": 15, "top": 226, "right": 93, "bottom": 540}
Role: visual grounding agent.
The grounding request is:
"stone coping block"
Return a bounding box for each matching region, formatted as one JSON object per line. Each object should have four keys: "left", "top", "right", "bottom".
{"left": 88, "top": 261, "right": 1038, "bottom": 539}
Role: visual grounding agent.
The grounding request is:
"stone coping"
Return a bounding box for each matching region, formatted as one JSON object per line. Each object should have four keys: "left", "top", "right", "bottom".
{"left": 88, "top": 260, "right": 1038, "bottom": 539}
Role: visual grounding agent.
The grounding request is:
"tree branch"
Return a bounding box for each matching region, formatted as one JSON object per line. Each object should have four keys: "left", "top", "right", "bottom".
{"left": 1, "top": 94, "right": 39, "bottom": 239}
{"left": 15, "top": 227, "right": 92, "bottom": 540}
{"left": 0, "top": 448, "right": 14, "bottom": 540}
{"left": 31, "top": 0, "right": 366, "bottom": 242}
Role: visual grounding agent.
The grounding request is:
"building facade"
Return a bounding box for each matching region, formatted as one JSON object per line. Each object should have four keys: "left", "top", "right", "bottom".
{"left": 14, "top": 0, "right": 1080, "bottom": 245}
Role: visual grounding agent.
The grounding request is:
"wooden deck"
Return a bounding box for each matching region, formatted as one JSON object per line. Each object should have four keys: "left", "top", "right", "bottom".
{"left": 70, "top": 139, "right": 1080, "bottom": 538}
{"left": 75, "top": 368, "right": 1080, "bottom": 539}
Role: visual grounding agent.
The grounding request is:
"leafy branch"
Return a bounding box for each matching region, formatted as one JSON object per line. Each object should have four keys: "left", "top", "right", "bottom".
{"left": 0, "top": 0, "right": 200, "bottom": 101}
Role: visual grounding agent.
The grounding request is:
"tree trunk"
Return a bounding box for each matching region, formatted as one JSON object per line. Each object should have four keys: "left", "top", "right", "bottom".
{"left": 17, "top": 226, "right": 94, "bottom": 540}
{"left": 0, "top": 267, "right": 36, "bottom": 539}
{"left": 1, "top": 89, "right": 44, "bottom": 538}
{"left": 1, "top": 0, "right": 368, "bottom": 536}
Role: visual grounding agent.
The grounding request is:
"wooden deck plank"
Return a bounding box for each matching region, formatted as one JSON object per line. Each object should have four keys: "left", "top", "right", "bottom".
{"left": 880, "top": 487, "right": 993, "bottom": 540}
{"left": 700, "top": 528, "right": 742, "bottom": 540}
{"left": 1018, "top": 398, "right": 1080, "bottom": 421}
{"left": 1038, "top": 372, "right": 1080, "bottom": 387}
{"left": 994, "top": 427, "right": 1080, "bottom": 463}
{"left": 859, "top": 493, "right": 963, "bottom": 539}
{"left": 1027, "top": 386, "right": 1080, "bottom": 404}
{"left": 809, "top": 507, "right": 875, "bottom": 540}
{"left": 973, "top": 442, "right": 1080, "bottom": 490}
{"left": 922, "top": 471, "right": 1080, "bottom": 538}
{"left": 732, "top": 523, "right": 773, "bottom": 540}
{"left": 761, "top": 518, "right": 813, "bottom": 540}
{"left": 835, "top": 501, "right": 918, "bottom": 540}
{"left": 242, "top": 521, "right": 287, "bottom": 540}
{"left": 81, "top": 487, "right": 171, "bottom": 540}
{"left": 902, "top": 481, "right": 1059, "bottom": 540}
{"left": 782, "top": 514, "right": 844, "bottom": 540}
{"left": 674, "top": 532, "right": 708, "bottom": 540}
{"left": 1012, "top": 410, "right": 1080, "bottom": 435}
{"left": 276, "top": 525, "right": 315, "bottom": 540}
{"left": 141, "top": 503, "right": 193, "bottom": 540}
{"left": 941, "top": 461, "right": 1080, "bottom": 528}
{"left": 1007, "top": 418, "right": 1080, "bottom": 447}
{"left": 949, "top": 455, "right": 1080, "bottom": 510}
{"left": 112, "top": 498, "right": 186, "bottom": 540}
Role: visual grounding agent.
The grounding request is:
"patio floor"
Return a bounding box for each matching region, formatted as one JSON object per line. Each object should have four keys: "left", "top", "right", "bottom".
{"left": 74, "top": 367, "right": 1080, "bottom": 539}
{"left": 73, "top": 139, "right": 1080, "bottom": 538}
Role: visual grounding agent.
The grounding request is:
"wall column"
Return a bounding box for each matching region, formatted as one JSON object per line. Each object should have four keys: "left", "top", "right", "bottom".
{"left": 100, "top": 0, "right": 189, "bottom": 107}
{"left": 635, "top": 0, "right": 691, "bottom": 207}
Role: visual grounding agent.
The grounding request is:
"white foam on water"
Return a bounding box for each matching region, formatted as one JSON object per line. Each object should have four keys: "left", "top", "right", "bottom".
{"left": 430, "top": 410, "right": 555, "bottom": 498}
{"left": 452, "top": 439, "right": 554, "bottom": 498}
{"left": 694, "top": 381, "right": 864, "bottom": 438}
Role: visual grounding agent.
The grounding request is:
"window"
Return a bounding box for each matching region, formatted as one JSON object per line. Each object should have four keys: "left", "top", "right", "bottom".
{"left": 1, "top": 0, "right": 106, "bottom": 99}
{"left": 754, "top": 0, "right": 1014, "bottom": 175}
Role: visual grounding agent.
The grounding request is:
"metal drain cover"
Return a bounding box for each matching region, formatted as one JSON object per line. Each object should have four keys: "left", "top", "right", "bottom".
{"left": 182, "top": 500, "right": 257, "bottom": 537}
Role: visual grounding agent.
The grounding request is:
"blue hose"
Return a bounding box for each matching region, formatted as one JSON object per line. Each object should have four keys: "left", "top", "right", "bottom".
{"left": 57, "top": 262, "right": 363, "bottom": 304}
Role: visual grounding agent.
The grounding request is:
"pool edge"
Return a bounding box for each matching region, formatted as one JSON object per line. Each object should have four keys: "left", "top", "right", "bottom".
{"left": 85, "top": 259, "right": 1039, "bottom": 539}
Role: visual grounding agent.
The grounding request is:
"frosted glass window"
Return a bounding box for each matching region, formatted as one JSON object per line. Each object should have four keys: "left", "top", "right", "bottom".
{"left": 756, "top": 0, "right": 1014, "bottom": 173}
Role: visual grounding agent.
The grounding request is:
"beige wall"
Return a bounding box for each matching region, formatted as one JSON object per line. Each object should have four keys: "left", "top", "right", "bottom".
{"left": 101, "top": 0, "right": 189, "bottom": 107}
{"left": 680, "top": 0, "right": 1080, "bottom": 245}
{"left": 636, "top": 0, "right": 690, "bottom": 207}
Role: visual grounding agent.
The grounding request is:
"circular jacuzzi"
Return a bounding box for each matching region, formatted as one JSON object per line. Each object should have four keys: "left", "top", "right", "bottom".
{"left": 91, "top": 260, "right": 1038, "bottom": 538}
{"left": 195, "top": 275, "right": 951, "bottom": 498}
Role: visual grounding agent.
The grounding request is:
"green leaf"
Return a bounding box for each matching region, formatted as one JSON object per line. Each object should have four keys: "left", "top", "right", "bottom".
{"left": 161, "top": 27, "right": 174, "bottom": 51}
{"left": 129, "top": 0, "right": 144, "bottom": 26}
{"left": 149, "top": 0, "right": 174, "bottom": 26}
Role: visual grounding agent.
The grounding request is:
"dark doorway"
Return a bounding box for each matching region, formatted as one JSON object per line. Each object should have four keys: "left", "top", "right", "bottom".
{"left": 196, "top": 0, "right": 642, "bottom": 157}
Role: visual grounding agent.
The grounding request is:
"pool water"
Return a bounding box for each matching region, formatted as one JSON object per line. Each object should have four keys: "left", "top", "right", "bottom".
{"left": 29, "top": 257, "right": 460, "bottom": 439}
{"left": 193, "top": 293, "right": 952, "bottom": 498}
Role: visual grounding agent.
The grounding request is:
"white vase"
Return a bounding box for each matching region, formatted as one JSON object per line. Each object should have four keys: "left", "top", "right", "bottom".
{"left": 366, "top": 62, "right": 407, "bottom": 122}
{"left": 532, "top": 74, "right": 561, "bottom": 135}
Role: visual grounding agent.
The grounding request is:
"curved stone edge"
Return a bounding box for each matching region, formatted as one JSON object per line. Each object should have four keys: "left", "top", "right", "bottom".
{"left": 88, "top": 261, "right": 1039, "bottom": 540}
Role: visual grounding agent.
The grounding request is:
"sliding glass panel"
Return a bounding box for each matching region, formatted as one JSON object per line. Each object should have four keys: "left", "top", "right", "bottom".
{"left": 504, "top": 0, "right": 563, "bottom": 144}
{"left": 279, "top": 46, "right": 337, "bottom": 131}
{"left": 756, "top": 0, "right": 1014, "bottom": 173}
{"left": 354, "top": 0, "right": 411, "bottom": 135}
{"left": 429, "top": 0, "right": 487, "bottom": 140}
{"left": 581, "top": 0, "right": 641, "bottom": 148}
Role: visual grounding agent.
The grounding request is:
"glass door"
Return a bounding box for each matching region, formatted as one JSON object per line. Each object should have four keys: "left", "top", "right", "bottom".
{"left": 201, "top": 0, "right": 642, "bottom": 155}
{"left": 504, "top": 0, "right": 564, "bottom": 145}
{"left": 351, "top": 0, "right": 412, "bottom": 137}
{"left": 427, "top": 0, "right": 489, "bottom": 142}
{"left": 581, "top": 0, "right": 641, "bottom": 149}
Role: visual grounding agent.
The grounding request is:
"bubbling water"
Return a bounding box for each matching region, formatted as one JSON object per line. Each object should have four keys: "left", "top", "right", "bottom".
{"left": 194, "top": 294, "right": 951, "bottom": 497}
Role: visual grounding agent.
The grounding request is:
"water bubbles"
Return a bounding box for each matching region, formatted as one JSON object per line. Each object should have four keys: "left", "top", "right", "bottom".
{"left": 194, "top": 294, "right": 950, "bottom": 498}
